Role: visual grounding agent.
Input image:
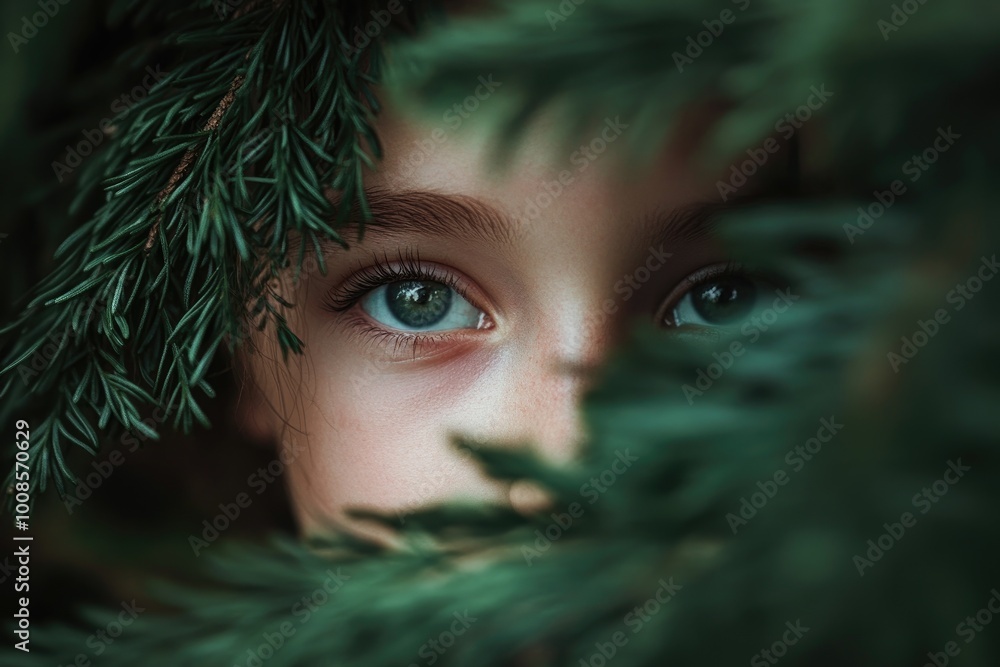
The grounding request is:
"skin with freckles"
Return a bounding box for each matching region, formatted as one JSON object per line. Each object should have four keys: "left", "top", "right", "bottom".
{"left": 240, "top": 85, "right": 784, "bottom": 544}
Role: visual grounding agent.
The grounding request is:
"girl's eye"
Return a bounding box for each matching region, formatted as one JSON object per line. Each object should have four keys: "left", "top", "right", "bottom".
{"left": 360, "top": 279, "right": 486, "bottom": 332}
{"left": 660, "top": 266, "right": 776, "bottom": 330}
{"left": 674, "top": 275, "right": 757, "bottom": 327}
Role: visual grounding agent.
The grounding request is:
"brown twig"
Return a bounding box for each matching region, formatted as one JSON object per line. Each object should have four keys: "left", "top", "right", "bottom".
{"left": 144, "top": 74, "right": 247, "bottom": 253}
{"left": 142, "top": 0, "right": 275, "bottom": 254}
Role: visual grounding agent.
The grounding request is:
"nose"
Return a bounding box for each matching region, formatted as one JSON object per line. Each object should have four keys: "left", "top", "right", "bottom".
{"left": 494, "top": 303, "right": 620, "bottom": 515}
{"left": 507, "top": 301, "right": 618, "bottom": 465}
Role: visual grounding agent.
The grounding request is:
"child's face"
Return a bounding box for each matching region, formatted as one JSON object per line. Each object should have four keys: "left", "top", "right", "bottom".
{"left": 244, "top": 91, "right": 768, "bottom": 542}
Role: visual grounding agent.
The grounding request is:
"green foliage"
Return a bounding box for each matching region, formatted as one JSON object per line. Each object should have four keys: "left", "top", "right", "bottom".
{"left": 0, "top": 0, "right": 420, "bottom": 498}
{"left": 4, "top": 0, "right": 1000, "bottom": 665}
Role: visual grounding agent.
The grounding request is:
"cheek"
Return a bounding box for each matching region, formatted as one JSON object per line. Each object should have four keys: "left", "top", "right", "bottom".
{"left": 284, "top": 345, "right": 513, "bottom": 525}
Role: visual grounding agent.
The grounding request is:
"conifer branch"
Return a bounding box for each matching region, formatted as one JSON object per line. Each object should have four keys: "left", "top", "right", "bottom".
{"left": 146, "top": 73, "right": 247, "bottom": 253}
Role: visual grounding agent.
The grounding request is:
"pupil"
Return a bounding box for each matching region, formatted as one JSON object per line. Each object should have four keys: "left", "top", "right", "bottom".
{"left": 385, "top": 280, "right": 452, "bottom": 328}
{"left": 692, "top": 277, "right": 757, "bottom": 323}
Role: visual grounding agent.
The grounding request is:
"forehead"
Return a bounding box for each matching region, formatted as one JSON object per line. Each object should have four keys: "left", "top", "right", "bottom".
{"left": 365, "top": 86, "right": 724, "bottom": 224}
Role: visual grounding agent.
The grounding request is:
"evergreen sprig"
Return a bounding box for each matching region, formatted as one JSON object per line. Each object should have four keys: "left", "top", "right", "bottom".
{"left": 1, "top": 0, "right": 418, "bottom": 498}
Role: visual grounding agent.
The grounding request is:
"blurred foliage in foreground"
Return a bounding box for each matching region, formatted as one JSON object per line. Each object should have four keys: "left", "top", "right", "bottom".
{"left": 4, "top": 0, "right": 1000, "bottom": 665}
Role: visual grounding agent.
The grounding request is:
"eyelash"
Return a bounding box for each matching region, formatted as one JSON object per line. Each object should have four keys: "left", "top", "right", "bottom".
{"left": 321, "top": 249, "right": 474, "bottom": 313}
{"left": 320, "top": 249, "right": 482, "bottom": 357}
{"left": 673, "top": 260, "right": 743, "bottom": 298}
{"left": 658, "top": 261, "right": 772, "bottom": 328}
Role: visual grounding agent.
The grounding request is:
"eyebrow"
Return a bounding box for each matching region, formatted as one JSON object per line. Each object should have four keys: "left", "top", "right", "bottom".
{"left": 303, "top": 189, "right": 726, "bottom": 259}
{"left": 638, "top": 200, "right": 725, "bottom": 252}
{"left": 326, "top": 188, "right": 520, "bottom": 250}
